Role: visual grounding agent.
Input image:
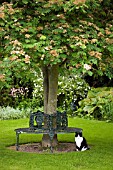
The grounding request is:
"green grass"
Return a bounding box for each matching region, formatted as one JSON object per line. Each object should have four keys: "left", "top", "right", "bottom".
{"left": 0, "top": 118, "right": 113, "bottom": 170}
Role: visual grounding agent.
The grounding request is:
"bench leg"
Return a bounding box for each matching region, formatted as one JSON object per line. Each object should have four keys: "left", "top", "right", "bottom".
{"left": 50, "top": 140, "right": 53, "bottom": 153}
{"left": 49, "top": 132, "right": 54, "bottom": 153}
{"left": 16, "top": 132, "right": 19, "bottom": 151}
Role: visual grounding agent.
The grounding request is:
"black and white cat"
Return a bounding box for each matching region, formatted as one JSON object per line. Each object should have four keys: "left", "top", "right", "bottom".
{"left": 75, "top": 132, "right": 90, "bottom": 151}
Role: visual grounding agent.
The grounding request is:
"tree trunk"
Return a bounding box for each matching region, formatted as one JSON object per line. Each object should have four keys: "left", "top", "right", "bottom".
{"left": 42, "top": 64, "right": 59, "bottom": 147}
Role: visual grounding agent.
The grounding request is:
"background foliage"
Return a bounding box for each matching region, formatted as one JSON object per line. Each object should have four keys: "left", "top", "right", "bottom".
{"left": 76, "top": 87, "right": 113, "bottom": 122}
{"left": 33, "top": 73, "right": 90, "bottom": 112}
{"left": 0, "top": 73, "right": 90, "bottom": 120}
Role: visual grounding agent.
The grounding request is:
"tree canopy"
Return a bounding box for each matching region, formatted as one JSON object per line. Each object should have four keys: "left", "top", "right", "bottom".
{"left": 0, "top": 0, "right": 113, "bottom": 89}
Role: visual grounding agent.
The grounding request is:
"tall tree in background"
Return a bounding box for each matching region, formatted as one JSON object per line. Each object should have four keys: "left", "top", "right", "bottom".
{"left": 0, "top": 0, "right": 113, "bottom": 146}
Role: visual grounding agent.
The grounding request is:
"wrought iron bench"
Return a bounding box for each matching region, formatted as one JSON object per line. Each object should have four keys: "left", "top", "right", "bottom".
{"left": 15, "top": 110, "right": 82, "bottom": 152}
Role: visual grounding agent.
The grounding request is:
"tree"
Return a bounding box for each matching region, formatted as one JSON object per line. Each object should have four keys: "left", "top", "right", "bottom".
{"left": 0, "top": 0, "right": 113, "bottom": 147}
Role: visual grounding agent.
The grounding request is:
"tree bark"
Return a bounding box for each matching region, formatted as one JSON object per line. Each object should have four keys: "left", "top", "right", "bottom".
{"left": 42, "top": 64, "right": 59, "bottom": 147}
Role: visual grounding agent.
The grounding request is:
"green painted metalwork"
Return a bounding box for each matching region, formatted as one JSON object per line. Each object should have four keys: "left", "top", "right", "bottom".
{"left": 29, "top": 110, "right": 44, "bottom": 129}
{"left": 15, "top": 111, "right": 82, "bottom": 153}
{"left": 29, "top": 111, "right": 68, "bottom": 130}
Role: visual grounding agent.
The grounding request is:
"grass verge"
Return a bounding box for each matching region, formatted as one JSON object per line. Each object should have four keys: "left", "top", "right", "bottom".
{"left": 0, "top": 118, "right": 113, "bottom": 170}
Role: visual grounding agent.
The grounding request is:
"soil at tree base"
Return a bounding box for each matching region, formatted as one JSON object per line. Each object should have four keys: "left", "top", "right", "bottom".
{"left": 9, "top": 142, "right": 76, "bottom": 153}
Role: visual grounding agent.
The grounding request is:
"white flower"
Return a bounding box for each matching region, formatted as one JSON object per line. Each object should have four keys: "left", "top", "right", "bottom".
{"left": 84, "top": 64, "right": 91, "bottom": 70}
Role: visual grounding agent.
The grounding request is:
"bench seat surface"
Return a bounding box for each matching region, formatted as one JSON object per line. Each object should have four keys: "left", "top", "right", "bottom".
{"left": 15, "top": 127, "right": 82, "bottom": 134}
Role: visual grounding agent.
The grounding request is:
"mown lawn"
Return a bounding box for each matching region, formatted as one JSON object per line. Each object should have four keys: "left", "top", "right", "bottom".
{"left": 0, "top": 117, "right": 113, "bottom": 170}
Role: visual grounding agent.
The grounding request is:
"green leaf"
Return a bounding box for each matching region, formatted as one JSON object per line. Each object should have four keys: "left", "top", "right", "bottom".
{"left": 80, "top": 44, "right": 86, "bottom": 49}
{"left": 22, "top": 0, "right": 28, "bottom": 4}
{"left": 60, "top": 54, "right": 67, "bottom": 58}
{"left": 90, "top": 58, "right": 97, "bottom": 65}
{"left": 109, "top": 34, "right": 113, "bottom": 38}
{"left": 40, "top": 35, "right": 46, "bottom": 40}
{"left": 70, "top": 45, "right": 77, "bottom": 49}
{"left": 23, "top": 43, "right": 37, "bottom": 49}
{"left": 88, "top": 71, "right": 93, "bottom": 76}
{"left": 83, "top": 105, "right": 96, "bottom": 114}
{"left": 107, "top": 45, "right": 113, "bottom": 53}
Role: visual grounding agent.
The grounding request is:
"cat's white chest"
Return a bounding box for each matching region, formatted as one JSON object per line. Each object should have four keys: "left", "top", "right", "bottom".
{"left": 75, "top": 136, "right": 83, "bottom": 148}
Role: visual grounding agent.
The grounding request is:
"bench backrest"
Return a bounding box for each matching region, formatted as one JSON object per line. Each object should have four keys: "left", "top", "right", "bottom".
{"left": 56, "top": 111, "right": 68, "bottom": 130}
{"left": 29, "top": 111, "right": 68, "bottom": 130}
{"left": 29, "top": 111, "right": 44, "bottom": 129}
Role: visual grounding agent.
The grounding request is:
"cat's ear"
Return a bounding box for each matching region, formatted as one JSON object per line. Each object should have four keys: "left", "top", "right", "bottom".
{"left": 79, "top": 132, "right": 83, "bottom": 137}
{"left": 75, "top": 133, "right": 78, "bottom": 137}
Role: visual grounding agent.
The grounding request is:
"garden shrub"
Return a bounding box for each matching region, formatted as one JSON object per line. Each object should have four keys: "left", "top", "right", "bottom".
{"left": 0, "top": 106, "right": 30, "bottom": 120}
{"left": 33, "top": 74, "right": 90, "bottom": 114}
{"left": 0, "top": 79, "right": 34, "bottom": 108}
{"left": 76, "top": 87, "right": 113, "bottom": 122}
{"left": 0, "top": 73, "right": 90, "bottom": 119}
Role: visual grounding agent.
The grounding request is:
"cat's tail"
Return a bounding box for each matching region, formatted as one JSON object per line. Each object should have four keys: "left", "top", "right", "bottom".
{"left": 81, "top": 146, "right": 90, "bottom": 151}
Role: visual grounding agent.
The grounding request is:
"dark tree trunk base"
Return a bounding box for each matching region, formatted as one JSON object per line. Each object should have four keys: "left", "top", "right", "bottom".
{"left": 42, "top": 134, "right": 58, "bottom": 147}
